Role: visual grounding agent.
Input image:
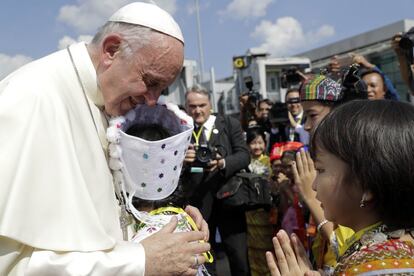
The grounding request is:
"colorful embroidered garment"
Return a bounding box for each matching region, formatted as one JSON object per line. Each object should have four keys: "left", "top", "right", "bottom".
{"left": 299, "top": 75, "right": 343, "bottom": 102}
{"left": 334, "top": 224, "right": 414, "bottom": 275}
{"left": 132, "top": 207, "right": 213, "bottom": 276}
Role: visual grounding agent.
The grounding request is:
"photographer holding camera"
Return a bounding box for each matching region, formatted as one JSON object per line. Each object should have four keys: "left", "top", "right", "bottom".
{"left": 392, "top": 29, "right": 414, "bottom": 95}
{"left": 239, "top": 76, "right": 262, "bottom": 131}
{"left": 255, "top": 99, "right": 273, "bottom": 132}
{"left": 329, "top": 53, "right": 399, "bottom": 100}
{"left": 183, "top": 85, "right": 251, "bottom": 276}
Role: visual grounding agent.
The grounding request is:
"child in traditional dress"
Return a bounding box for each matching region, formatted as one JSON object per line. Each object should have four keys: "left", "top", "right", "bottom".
{"left": 106, "top": 102, "right": 213, "bottom": 275}
{"left": 266, "top": 100, "right": 414, "bottom": 275}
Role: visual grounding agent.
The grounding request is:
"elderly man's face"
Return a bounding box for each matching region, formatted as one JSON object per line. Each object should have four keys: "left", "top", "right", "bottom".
{"left": 98, "top": 35, "right": 184, "bottom": 116}
{"left": 185, "top": 92, "right": 212, "bottom": 125}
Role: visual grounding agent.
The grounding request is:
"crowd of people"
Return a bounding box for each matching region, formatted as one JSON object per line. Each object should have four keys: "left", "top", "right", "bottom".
{"left": 1, "top": 2, "right": 414, "bottom": 276}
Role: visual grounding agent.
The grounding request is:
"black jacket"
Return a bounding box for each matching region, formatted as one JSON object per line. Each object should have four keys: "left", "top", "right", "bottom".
{"left": 184, "top": 114, "right": 250, "bottom": 219}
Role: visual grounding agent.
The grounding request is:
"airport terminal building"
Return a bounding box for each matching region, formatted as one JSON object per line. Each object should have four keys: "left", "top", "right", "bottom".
{"left": 299, "top": 19, "right": 414, "bottom": 102}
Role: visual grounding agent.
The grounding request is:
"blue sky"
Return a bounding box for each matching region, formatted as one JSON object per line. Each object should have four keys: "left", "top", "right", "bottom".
{"left": 1, "top": 0, "right": 414, "bottom": 80}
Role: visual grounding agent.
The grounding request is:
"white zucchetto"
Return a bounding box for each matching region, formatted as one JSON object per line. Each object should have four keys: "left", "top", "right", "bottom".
{"left": 109, "top": 2, "right": 184, "bottom": 43}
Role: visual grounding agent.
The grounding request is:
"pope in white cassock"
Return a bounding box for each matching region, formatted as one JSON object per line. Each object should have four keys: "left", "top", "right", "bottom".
{"left": 0, "top": 2, "right": 209, "bottom": 275}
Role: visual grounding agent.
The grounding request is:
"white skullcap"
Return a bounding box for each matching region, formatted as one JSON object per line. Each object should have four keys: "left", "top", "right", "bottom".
{"left": 109, "top": 2, "right": 184, "bottom": 43}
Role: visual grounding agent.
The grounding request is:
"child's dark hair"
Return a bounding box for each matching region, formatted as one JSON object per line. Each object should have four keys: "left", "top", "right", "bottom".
{"left": 281, "top": 150, "right": 296, "bottom": 165}
{"left": 126, "top": 124, "right": 188, "bottom": 210}
{"left": 311, "top": 100, "right": 414, "bottom": 230}
{"left": 246, "top": 126, "right": 266, "bottom": 145}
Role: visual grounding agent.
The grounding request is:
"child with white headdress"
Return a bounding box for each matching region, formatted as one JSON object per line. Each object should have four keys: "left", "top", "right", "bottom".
{"left": 106, "top": 100, "right": 213, "bottom": 275}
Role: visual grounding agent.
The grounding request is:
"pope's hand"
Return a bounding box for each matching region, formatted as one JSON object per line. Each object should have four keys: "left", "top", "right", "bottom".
{"left": 141, "top": 217, "right": 210, "bottom": 276}
{"left": 185, "top": 205, "right": 209, "bottom": 241}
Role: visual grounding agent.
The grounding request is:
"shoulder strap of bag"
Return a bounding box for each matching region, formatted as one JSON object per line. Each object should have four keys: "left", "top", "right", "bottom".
{"left": 236, "top": 171, "right": 264, "bottom": 180}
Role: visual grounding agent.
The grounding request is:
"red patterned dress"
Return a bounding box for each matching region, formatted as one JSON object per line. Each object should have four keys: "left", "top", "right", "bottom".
{"left": 334, "top": 224, "right": 414, "bottom": 275}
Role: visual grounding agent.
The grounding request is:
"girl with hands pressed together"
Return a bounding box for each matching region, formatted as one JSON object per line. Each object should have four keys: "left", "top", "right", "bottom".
{"left": 266, "top": 100, "right": 414, "bottom": 275}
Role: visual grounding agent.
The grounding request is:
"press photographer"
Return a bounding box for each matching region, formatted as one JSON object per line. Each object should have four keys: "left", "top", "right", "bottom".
{"left": 328, "top": 53, "right": 399, "bottom": 100}
{"left": 255, "top": 99, "right": 273, "bottom": 132}
{"left": 392, "top": 28, "right": 414, "bottom": 95}
{"left": 281, "top": 67, "right": 304, "bottom": 90}
{"left": 239, "top": 76, "right": 262, "bottom": 131}
{"left": 183, "top": 85, "right": 251, "bottom": 276}
{"left": 266, "top": 102, "right": 291, "bottom": 152}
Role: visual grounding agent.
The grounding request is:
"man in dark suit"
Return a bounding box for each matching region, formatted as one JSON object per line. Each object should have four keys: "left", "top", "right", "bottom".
{"left": 285, "top": 89, "right": 309, "bottom": 145}
{"left": 183, "top": 85, "right": 251, "bottom": 276}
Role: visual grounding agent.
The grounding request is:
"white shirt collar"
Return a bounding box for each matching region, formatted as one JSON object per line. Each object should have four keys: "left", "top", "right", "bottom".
{"left": 202, "top": 114, "right": 216, "bottom": 132}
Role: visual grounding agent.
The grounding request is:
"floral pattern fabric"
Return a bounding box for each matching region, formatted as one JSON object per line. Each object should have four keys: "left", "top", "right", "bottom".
{"left": 132, "top": 212, "right": 191, "bottom": 243}
{"left": 131, "top": 209, "right": 212, "bottom": 276}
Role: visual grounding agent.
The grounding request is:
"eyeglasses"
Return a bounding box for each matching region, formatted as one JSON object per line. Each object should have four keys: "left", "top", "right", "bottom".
{"left": 286, "top": 97, "right": 300, "bottom": 104}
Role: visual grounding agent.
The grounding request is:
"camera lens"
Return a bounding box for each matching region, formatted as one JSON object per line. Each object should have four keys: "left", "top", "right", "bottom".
{"left": 196, "top": 146, "right": 212, "bottom": 163}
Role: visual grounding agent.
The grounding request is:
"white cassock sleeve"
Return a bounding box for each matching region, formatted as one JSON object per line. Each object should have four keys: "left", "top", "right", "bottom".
{"left": 0, "top": 43, "right": 145, "bottom": 275}
{"left": 1, "top": 237, "right": 145, "bottom": 276}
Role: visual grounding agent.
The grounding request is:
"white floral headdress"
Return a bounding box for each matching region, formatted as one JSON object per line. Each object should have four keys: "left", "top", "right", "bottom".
{"left": 106, "top": 100, "right": 193, "bottom": 224}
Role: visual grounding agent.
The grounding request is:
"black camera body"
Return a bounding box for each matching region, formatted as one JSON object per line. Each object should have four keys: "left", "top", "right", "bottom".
{"left": 399, "top": 28, "right": 414, "bottom": 51}
{"left": 399, "top": 28, "right": 414, "bottom": 66}
{"left": 268, "top": 102, "right": 289, "bottom": 126}
{"left": 281, "top": 68, "right": 302, "bottom": 89}
{"left": 244, "top": 76, "right": 261, "bottom": 107}
{"left": 193, "top": 144, "right": 217, "bottom": 168}
{"left": 247, "top": 90, "right": 261, "bottom": 106}
{"left": 340, "top": 64, "right": 368, "bottom": 101}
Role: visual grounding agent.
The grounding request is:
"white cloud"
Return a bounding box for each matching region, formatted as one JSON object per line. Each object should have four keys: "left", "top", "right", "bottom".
{"left": 58, "top": 0, "right": 177, "bottom": 33}
{"left": 0, "top": 54, "right": 32, "bottom": 80}
{"left": 221, "top": 0, "right": 275, "bottom": 19}
{"left": 251, "top": 17, "right": 335, "bottom": 57}
{"left": 58, "top": 35, "right": 94, "bottom": 50}
{"left": 308, "top": 25, "right": 335, "bottom": 40}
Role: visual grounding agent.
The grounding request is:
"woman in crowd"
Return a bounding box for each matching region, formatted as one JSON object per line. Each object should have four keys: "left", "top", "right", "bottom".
{"left": 266, "top": 100, "right": 414, "bottom": 275}
{"left": 245, "top": 126, "right": 273, "bottom": 276}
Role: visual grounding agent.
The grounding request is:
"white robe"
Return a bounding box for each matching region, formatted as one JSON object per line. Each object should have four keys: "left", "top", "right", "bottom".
{"left": 0, "top": 42, "right": 145, "bottom": 275}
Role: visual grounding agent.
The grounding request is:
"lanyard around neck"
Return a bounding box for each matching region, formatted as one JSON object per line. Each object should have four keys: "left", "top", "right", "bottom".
{"left": 193, "top": 124, "right": 215, "bottom": 145}
{"left": 192, "top": 125, "right": 204, "bottom": 145}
